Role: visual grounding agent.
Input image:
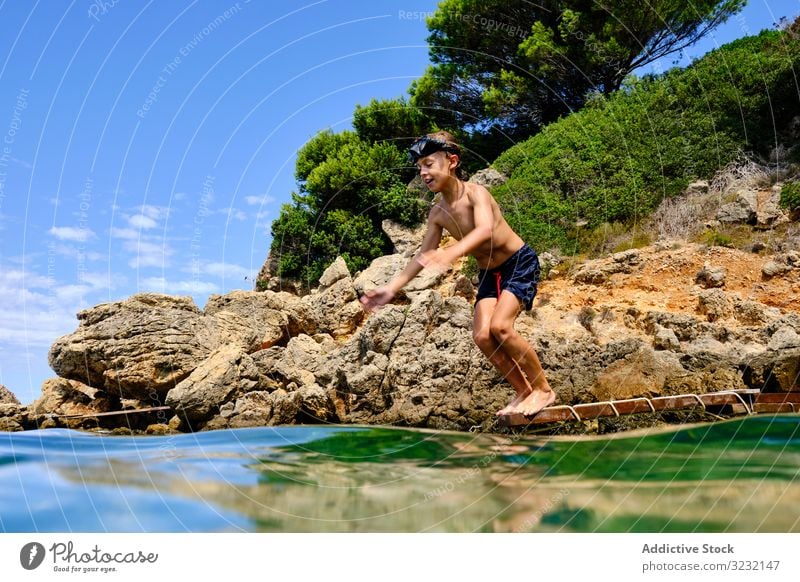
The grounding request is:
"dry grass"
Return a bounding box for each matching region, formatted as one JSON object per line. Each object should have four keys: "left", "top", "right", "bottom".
{"left": 710, "top": 153, "right": 773, "bottom": 194}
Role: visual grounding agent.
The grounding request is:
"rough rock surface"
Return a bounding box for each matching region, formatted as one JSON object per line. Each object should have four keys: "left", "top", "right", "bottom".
{"left": 716, "top": 188, "right": 788, "bottom": 229}
{"left": 468, "top": 168, "right": 508, "bottom": 188}
{"left": 381, "top": 219, "right": 426, "bottom": 257}
{"left": 3, "top": 231, "right": 800, "bottom": 433}
{"left": 0, "top": 384, "right": 19, "bottom": 405}
{"left": 48, "top": 293, "right": 258, "bottom": 401}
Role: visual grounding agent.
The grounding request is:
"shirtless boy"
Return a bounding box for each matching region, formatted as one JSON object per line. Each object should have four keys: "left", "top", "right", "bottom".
{"left": 359, "top": 131, "right": 554, "bottom": 416}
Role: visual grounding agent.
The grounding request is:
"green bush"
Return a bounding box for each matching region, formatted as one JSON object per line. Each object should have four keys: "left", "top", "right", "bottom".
{"left": 703, "top": 230, "right": 733, "bottom": 248}
{"left": 780, "top": 181, "right": 800, "bottom": 211}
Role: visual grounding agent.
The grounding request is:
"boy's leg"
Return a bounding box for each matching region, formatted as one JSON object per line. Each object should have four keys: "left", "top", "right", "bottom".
{"left": 473, "top": 298, "right": 533, "bottom": 416}
{"left": 489, "top": 291, "right": 554, "bottom": 415}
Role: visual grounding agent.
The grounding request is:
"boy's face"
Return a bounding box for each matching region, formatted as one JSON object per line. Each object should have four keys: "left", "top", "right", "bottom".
{"left": 415, "top": 151, "right": 458, "bottom": 191}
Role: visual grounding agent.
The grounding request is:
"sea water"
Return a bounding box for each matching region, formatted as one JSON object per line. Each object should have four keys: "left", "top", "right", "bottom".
{"left": 1, "top": 415, "right": 798, "bottom": 532}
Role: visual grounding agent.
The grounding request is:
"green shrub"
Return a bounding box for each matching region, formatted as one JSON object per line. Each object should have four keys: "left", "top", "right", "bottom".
{"left": 780, "top": 181, "right": 800, "bottom": 211}
{"left": 703, "top": 230, "right": 733, "bottom": 248}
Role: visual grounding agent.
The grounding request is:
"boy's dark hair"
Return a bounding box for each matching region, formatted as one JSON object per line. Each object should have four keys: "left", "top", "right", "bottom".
{"left": 409, "top": 130, "right": 466, "bottom": 179}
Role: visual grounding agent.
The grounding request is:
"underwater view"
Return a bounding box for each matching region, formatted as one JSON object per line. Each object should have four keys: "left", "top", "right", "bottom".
{"left": 1, "top": 415, "right": 799, "bottom": 533}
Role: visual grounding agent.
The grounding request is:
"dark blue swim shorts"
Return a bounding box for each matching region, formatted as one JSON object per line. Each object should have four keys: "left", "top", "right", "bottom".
{"left": 475, "top": 244, "right": 541, "bottom": 310}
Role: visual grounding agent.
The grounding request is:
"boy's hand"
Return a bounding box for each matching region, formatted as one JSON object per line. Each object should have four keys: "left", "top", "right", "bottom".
{"left": 359, "top": 287, "right": 396, "bottom": 312}
{"left": 417, "top": 248, "right": 453, "bottom": 274}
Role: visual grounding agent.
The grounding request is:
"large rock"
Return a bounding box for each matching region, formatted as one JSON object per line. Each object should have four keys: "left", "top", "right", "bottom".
{"left": 0, "top": 384, "right": 19, "bottom": 405}
{"left": 29, "top": 378, "right": 117, "bottom": 429}
{"left": 745, "top": 348, "right": 800, "bottom": 392}
{"left": 381, "top": 220, "right": 426, "bottom": 257}
{"left": 204, "top": 290, "right": 290, "bottom": 349}
{"left": 468, "top": 167, "right": 508, "bottom": 188}
{"left": 695, "top": 264, "right": 726, "bottom": 289}
{"left": 762, "top": 252, "right": 799, "bottom": 279}
{"left": 48, "top": 293, "right": 259, "bottom": 401}
{"left": 696, "top": 289, "right": 732, "bottom": 322}
{"left": 716, "top": 189, "right": 758, "bottom": 224}
{"left": 302, "top": 264, "right": 364, "bottom": 339}
{"left": 318, "top": 256, "right": 350, "bottom": 288}
{"left": 318, "top": 291, "right": 499, "bottom": 430}
{"left": 573, "top": 249, "right": 642, "bottom": 285}
{"left": 716, "top": 188, "right": 788, "bottom": 228}
{"left": 755, "top": 188, "right": 788, "bottom": 229}
{"left": 0, "top": 403, "right": 25, "bottom": 432}
{"left": 591, "top": 346, "right": 683, "bottom": 401}
{"left": 353, "top": 254, "right": 444, "bottom": 295}
{"left": 165, "top": 345, "right": 261, "bottom": 423}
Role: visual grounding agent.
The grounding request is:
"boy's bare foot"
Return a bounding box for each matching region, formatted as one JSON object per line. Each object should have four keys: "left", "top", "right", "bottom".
{"left": 513, "top": 388, "right": 556, "bottom": 416}
{"left": 496, "top": 391, "right": 531, "bottom": 416}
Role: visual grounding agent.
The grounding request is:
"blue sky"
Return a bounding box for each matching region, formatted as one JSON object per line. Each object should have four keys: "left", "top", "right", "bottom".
{"left": 0, "top": 0, "right": 796, "bottom": 404}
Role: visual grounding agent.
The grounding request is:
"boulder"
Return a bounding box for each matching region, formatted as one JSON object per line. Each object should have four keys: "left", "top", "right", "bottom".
{"left": 204, "top": 291, "right": 290, "bottom": 349}
{"left": 716, "top": 188, "right": 788, "bottom": 228}
{"left": 762, "top": 260, "right": 791, "bottom": 278}
{"left": 0, "top": 384, "right": 19, "bottom": 405}
{"left": 653, "top": 324, "right": 681, "bottom": 351}
{"left": 716, "top": 189, "right": 758, "bottom": 224}
{"left": 695, "top": 264, "right": 726, "bottom": 288}
{"left": 0, "top": 403, "right": 24, "bottom": 432}
{"left": 353, "top": 254, "right": 444, "bottom": 295}
{"left": 696, "top": 289, "right": 731, "bottom": 322}
{"left": 754, "top": 189, "right": 788, "bottom": 229}
{"left": 48, "top": 294, "right": 256, "bottom": 400}
{"left": 381, "top": 220, "right": 426, "bottom": 257}
{"left": 302, "top": 275, "right": 364, "bottom": 339}
{"left": 165, "top": 345, "right": 261, "bottom": 423}
{"left": 319, "top": 291, "right": 499, "bottom": 430}
{"left": 745, "top": 348, "right": 800, "bottom": 392}
{"left": 768, "top": 326, "right": 800, "bottom": 351}
{"left": 318, "top": 256, "right": 351, "bottom": 289}
{"left": 468, "top": 167, "right": 508, "bottom": 188}
{"left": 573, "top": 250, "right": 641, "bottom": 285}
{"left": 685, "top": 180, "right": 709, "bottom": 196}
{"left": 29, "top": 377, "right": 118, "bottom": 429}
{"left": 591, "top": 346, "right": 683, "bottom": 401}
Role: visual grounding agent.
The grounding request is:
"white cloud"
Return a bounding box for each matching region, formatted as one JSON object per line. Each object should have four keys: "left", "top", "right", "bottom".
{"left": 52, "top": 284, "right": 94, "bottom": 303}
{"left": 50, "top": 243, "right": 105, "bottom": 262}
{"left": 110, "top": 226, "right": 138, "bottom": 239}
{"left": 78, "top": 271, "right": 116, "bottom": 289}
{"left": 125, "top": 240, "right": 173, "bottom": 269}
{"left": 48, "top": 226, "right": 95, "bottom": 242}
{"left": 137, "top": 204, "right": 169, "bottom": 220}
{"left": 0, "top": 269, "right": 85, "bottom": 348}
{"left": 128, "top": 214, "right": 158, "bottom": 229}
{"left": 245, "top": 194, "right": 275, "bottom": 206}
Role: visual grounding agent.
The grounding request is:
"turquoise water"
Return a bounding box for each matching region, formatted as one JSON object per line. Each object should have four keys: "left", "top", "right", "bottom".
{"left": 1, "top": 415, "right": 799, "bottom": 532}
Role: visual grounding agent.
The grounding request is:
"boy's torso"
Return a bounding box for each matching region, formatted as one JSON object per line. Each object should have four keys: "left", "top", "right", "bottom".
{"left": 433, "top": 182, "right": 524, "bottom": 270}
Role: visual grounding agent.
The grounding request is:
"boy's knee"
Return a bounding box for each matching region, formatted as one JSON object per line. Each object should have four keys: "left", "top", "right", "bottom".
{"left": 473, "top": 329, "right": 493, "bottom": 350}
{"left": 489, "top": 320, "right": 514, "bottom": 343}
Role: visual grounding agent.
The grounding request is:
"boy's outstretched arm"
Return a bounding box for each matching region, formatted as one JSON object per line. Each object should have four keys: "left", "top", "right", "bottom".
{"left": 359, "top": 213, "right": 443, "bottom": 311}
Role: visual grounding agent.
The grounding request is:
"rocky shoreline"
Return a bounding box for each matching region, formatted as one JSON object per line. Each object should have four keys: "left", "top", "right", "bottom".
{"left": 1, "top": 176, "right": 798, "bottom": 435}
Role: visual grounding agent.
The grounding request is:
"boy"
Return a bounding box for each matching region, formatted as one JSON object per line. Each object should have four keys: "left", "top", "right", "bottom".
{"left": 360, "top": 131, "right": 554, "bottom": 416}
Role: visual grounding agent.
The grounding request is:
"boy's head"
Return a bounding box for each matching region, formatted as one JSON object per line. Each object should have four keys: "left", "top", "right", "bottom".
{"left": 408, "top": 131, "right": 465, "bottom": 181}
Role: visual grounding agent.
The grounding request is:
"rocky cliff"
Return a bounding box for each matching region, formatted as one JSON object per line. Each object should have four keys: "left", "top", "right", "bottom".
{"left": 2, "top": 174, "right": 798, "bottom": 434}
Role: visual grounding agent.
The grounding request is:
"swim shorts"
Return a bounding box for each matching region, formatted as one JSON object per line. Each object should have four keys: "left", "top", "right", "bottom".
{"left": 475, "top": 244, "right": 541, "bottom": 310}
